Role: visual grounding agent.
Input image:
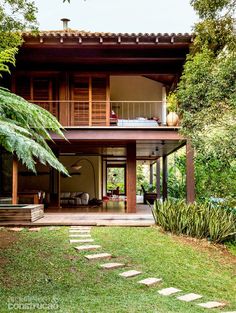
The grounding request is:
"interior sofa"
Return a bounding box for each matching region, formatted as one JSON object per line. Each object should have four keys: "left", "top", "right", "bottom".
{"left": 60, "top": 192, "right": 89, "bottom": 206}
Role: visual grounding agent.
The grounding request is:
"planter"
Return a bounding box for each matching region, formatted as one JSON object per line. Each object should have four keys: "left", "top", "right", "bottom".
{"left": 0, "top": 204, "right": 44, "bottom": 222}
{"left": 166, "top": 112, "right": 179, "bottom": 126}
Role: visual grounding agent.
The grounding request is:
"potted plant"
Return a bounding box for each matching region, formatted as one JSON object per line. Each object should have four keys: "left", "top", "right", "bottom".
{"left": 166, "top": 92, "right": 179, "bottom": 126}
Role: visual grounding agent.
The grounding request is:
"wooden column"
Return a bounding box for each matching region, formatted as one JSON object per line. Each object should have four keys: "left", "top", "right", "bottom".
{"left": 57, "top": 170, "right": 61, "bottom": 209}
{"left": 126, "top": 142, "right": 136, "bottom": 213}
{"left": 186, "top": 141, "right": 195, "bottom": 203}
{"left": 162, "top": 155, "right": 168, "bottom": 201}
{"left": 150, "top": 163, "right": 153, "bottom": 185}
{"left": 59, "top": 72, "right": 70, "bottom": 126}
{"left": 12, "top": 158, "right": 18, "bottom": 205}
{"left": 156, "top": 159, "right": 161, "bottom": 199}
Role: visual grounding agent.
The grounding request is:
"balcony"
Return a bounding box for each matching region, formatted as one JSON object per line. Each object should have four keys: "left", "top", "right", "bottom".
{"left": 32, "top": 100, "right": 169, "bottom": 127}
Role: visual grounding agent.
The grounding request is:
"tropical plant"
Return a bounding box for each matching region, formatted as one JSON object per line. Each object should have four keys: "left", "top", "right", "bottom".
{"left": 0, "top": 1, "right": 68, "bottom": 175}
{"left": 0, "top": 87, "right": 68, "bottom": 174}
{"left": 151, "top": 198, "right": 236, "bottom": 243}
{"left": 177, "top": 0, "right": 236, "bottom": 170}
{"left": 166, "top": 92, "right": 178, "bottom": 112}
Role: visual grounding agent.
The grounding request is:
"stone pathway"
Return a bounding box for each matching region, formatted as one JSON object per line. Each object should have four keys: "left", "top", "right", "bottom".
{"left": 158, "top": 287, "right": 182, "bottom": 296}
{"left": 70, "top": 239, "right": 94, "bottom": 243}
{"left": 69, "top": 234, "right": 91, "bottom": 238}
{"left": 85, "top": 253, "right": 112, "bottom": 260}
{"left": 100, "top": 263, "right": 125, "bottom": 270}
{"left": 68, "top": 225, "right": 233, "bottom": 311}
{"left": 28, "top": 227, "right": 41, "bottom": 232}
{"left": 119, "top": 270, "right": 142, "bottom": 278}
{"left": 75, "top": 245, "right": 101, "bottom": 251}
{"left": 8, "top": 227, "right": 24, "bottom": 232}
{"left": 177, "top": 293, "right": 203, "bottom": 302}
{"left": 197, "top": 301, "right": 226, "bottom": 309}
{"left": 138, "top": 277, "right": 162, "bottom": 286}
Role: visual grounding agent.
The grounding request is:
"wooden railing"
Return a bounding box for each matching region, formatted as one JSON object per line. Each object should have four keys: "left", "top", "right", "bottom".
{"left": 31, "top": 100, "right": 164, "bottom": 127}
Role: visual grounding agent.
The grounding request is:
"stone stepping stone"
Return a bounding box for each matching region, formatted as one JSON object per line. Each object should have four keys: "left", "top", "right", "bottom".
{"left": 28, "top": 227, "right": 41, "bottom": 232}
{"left": 9, "top": 227, "right": 24, "bottom": 232}
{"left": 158, "top": 287, "right": 182, "bottom": 296}
{"left": 70, "top": 239, "right": 94, "bottom": 243}
{"left": 85, "top": 253, "right": 112, "bottom": 260}
{"left": 177, "top": 293, "right": 203, "bottom": 302}
{"left": 119, "top": 270, "right": 142, "bottom": 278}
{"left": 138, "top": 277, "right": 162, "bottom": 286}
{"left": 69, "top": 230, "right": 90, "bottom": 233}
{"left": 75, "top": 245, "right": 101, "bottom": 251}
{"left": 197, "top": 301, "right": 226, "bottom": 309}
{"left": 70, "top": 226, "right": 91, "bottom": 230}
{"left": 100, "top": 263, "right": 125, "bottom": 270}
{"left": 69, "top": 234, "right": 91, "bottom": 238}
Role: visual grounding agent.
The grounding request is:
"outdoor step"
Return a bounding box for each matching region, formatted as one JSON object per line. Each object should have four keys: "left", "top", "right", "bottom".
{"left": 85, "top": 253, "right": 112, "bottom": 260}
{"left": 177, "top": 293, "right": 203, "bottom": 302}
{"left": 138, "top": 277, "right": 162, "bottom": 286}
{"left": 69, "top": 227, "right": 91, "bottom": 230}
{"left": 197, "top": 302, "right": 226, "bottom": 309}
{"left": 69, "top": 230, "right": 90, "bottom": 233}
{"left": 158, "top": 287, "right": 182, "bottom": 296}
{"left": 75, "top": 245, "right": 101, "bottom": 251}
{"left": 69, "top": 234, "right": 91, "bottom": 238}
{"left": 69, "top": 239, "right": 94, "bottom": 243}
{"left": 100, "top": 263, "right": 125, "bottom": 270}
{"left": 119, "top": 270, "right": 142, "bottom": 278}
{"left": 28, "top": 227, "right": 41, "bottom": 232}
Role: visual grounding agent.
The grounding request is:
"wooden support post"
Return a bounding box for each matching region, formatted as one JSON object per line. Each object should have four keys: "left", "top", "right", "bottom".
{"left": 156, "top": 159, "right": 161, "bottom": 199}
{"left": 59, "top": 72, "right": 70, "bottom": 126}
{"left": 162, "top": 155, "right": 168, "bottom": 201}
{"left": 186, "top": 141, "right": 195, "bottom": 203}
{"left": 57, "top": 170, "right": 61, "bottom": 209}
{"left": 12, "top": 158, "right": 18, "bottom": 205}
{"left": 126, "top": 142, "right": 136, "bottom": 213}
{"left": 150, "top": 163, "right": 153, "bottom": 185}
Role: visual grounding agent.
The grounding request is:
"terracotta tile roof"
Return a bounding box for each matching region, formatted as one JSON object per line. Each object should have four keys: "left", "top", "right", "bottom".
{"left": 23, "top": 29, "right": 192, "bottom": 39}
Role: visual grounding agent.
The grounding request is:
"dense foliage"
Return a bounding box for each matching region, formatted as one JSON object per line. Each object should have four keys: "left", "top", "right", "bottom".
{"left": 152, "top": 198, "right": 236, "bottom": 243}
{"left": 0, "top": 0, "right": 68, "bottom": 174}
{"left": 175, "top": 0, "right": 236, "bottom": 199}
{"left": 167, "top": 148, "right": 236, "bottom": 201}
{"left": 0, "top": 87, "right": 68, "bottom": 174}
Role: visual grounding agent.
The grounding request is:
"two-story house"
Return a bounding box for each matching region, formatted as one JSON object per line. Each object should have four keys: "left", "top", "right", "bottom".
{"left": 1, "top": 20, "right": 195, "bottom": 213}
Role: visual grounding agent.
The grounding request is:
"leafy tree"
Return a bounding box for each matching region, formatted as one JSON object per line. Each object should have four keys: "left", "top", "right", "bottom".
{"left": 0, "top": 0, "right": 68, "bottom": 174}
{"left": 176, "top": 0, "right": 236, "bottom": 199}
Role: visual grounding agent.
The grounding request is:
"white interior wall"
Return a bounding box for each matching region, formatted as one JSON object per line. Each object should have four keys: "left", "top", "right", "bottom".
{"left": 59, "top": 156, "right": 101, "bottom": 199}
{"left": 110, "top": 76, "right": 163, "bottom": 119}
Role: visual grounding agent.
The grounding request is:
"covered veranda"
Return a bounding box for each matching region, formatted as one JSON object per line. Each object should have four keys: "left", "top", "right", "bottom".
{"left": 9, "top": 127, "right": 195, "bottom": 214}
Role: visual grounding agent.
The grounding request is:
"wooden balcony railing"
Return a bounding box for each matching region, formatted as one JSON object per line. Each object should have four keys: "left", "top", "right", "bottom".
{"left": 31, "top": 100, "right": 165, "bottom": 127}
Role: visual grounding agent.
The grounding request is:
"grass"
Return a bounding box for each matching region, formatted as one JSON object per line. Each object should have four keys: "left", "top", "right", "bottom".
{"left": 0, "top": 226, "right": 235, "bottom": 313}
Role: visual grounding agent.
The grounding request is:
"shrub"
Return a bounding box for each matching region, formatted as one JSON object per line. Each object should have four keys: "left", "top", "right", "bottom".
{"left": 151, "top": 199, "right": 236, "bottom": 243}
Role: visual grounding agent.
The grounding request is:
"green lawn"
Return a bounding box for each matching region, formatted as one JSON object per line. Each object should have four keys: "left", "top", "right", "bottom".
{"left": 0, "top": 226, "right": 235, "bottom": 313}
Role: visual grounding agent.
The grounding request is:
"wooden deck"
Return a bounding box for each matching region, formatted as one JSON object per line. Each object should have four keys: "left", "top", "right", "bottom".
{"left": 0, "top": 204, "right": 154, "bottom": 227}
{"left": 0, "top": 212, "right": 154, "bottom": 227}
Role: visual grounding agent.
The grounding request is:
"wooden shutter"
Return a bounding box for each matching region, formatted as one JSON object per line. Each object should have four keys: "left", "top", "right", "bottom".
{"left": 71, "top": 77, "right": 90, "bottom": 126}
{"left": 14, "top": 76, "right": 58, "bottom": 118}
{"left": 91, "top": 77, "right": 107, "bottom": 126}
{"left": 33, "top": 79, "right": 58, "bottom": 117}
{"left": 15, "top": 77, "right": 31, "bottom": 100}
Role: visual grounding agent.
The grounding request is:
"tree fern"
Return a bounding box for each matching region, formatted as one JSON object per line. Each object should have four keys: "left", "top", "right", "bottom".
{"left": 0, "top": 87, "right": 68, "bottom": 175}
{"left": 0, "top": 48, "right": 17, "bottom": 76}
